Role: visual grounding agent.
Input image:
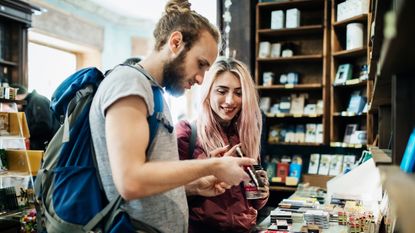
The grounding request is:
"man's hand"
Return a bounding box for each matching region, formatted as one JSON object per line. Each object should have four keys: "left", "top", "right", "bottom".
{"left": 185, "top": 175, "right": 231, "bottom": 197}
{"left": 210, "top": 156, "right": 255, "bottom": 186}
{"left": 256, "top": 169, "right": 270, "bottom": 199}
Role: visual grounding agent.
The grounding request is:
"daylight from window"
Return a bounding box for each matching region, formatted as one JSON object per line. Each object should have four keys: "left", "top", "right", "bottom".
{"left": 28, "top": 42, "right": 77, "bottom": 100}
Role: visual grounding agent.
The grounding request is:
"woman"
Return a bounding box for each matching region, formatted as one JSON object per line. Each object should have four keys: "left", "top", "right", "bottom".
{"left": 176, "top": 58, "right": 270, "bottom": 233}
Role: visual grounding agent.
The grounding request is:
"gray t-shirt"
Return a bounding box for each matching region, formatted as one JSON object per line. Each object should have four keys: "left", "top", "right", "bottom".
{"left": 89, "top": 65, "right": 188, "bottom": 233}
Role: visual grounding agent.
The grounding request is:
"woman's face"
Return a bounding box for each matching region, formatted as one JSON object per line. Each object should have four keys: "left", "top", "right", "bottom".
{"left": 209, "top": 71, "right": 242, "bottom": 124}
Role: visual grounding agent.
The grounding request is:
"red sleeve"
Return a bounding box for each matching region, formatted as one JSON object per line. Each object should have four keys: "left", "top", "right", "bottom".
{"left": 176, "top": 120, "right": 192, "bottom": 160}
{"left": 250, "top": 196, "right": 269, "bottom": 210}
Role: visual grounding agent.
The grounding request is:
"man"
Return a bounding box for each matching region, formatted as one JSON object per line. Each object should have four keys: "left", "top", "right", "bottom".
{"left": 89, "top": 1, "right": 255, "bottom": 232}
{"left": 10, "top": 84, "right": 60, "bottom": 150}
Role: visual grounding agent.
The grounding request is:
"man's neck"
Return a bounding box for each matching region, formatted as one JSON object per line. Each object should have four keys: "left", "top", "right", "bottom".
{"left": 139, "top": 51, "right": 166, "bottom": 87}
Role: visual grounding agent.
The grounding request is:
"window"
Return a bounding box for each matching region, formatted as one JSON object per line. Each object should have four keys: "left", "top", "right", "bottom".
{"left": 28, "top": 42, "right": 77, "bottom": 100}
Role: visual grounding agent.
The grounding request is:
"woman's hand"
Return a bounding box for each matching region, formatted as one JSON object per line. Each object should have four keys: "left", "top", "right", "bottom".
{"left": 185, "top": 175, "right": 231, "bottom": 197}
{"left": 209, "top": 144, "right": 241, "bottom": 158}
{"left": 256, "top": 169, "right": 270, "bottom": 199}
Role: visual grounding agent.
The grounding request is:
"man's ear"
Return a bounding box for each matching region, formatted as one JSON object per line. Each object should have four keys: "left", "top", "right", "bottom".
{"left": 168, "top": 31, "right": 185, "bottom": 55}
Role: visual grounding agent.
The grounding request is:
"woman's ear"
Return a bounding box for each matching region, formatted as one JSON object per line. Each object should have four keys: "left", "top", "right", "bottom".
{"left": 168, "top": 31, "right": 185, "bottom": 55}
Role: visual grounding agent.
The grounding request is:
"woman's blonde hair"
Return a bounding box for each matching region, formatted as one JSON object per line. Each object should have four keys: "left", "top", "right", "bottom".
{"left": 197, "top": 58, "right": 262, "bottom": 160}
{"left": 154, "top": 0, "right": 220, "bottom": 51}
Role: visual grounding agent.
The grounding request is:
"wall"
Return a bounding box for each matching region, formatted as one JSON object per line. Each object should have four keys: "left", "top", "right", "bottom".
{"left": 217, "top": 0, "right": 256, "bottom": 74}
{"left": 28, "top": 0, "right": 155, "bottom": 70}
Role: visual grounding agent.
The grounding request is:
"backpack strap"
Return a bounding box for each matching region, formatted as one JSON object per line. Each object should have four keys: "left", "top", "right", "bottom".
{"left": 148, "top": 86, "right": 164, "bottom": 146}
{"left": 188, "top": 121, "right": 197, "bottom": 159}
{"left": 83, "top": 195, "right": 124, "bottom": 232}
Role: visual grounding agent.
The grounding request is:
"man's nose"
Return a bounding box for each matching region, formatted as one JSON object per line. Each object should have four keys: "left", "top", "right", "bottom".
{"left": 194, "top": 73, "right": 204, "bottom": 85}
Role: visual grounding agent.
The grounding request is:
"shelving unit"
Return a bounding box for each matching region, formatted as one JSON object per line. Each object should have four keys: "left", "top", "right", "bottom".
{"left": 0, "top": 0, "right": 40, "bottom": 86}
{"left": 255, "top": 0, "right": 333, "bottom": 192}
{"left": 0, "top": 0, "right": 39, "bottom": 216}
{"left": 329, "top": 0, "right": 374, "bottom": 146}
{"left": 369, "top": 1, "right": 415, "bottom": 231}
{"left": 370, "top": 0, "right": 415, "bottom": 164}
{"left": 256, "top": 0, "right": 329, "bottom": 141}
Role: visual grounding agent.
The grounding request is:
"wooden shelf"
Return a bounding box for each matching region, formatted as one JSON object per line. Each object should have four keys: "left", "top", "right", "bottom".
{"left": 332, "top": 48, "right": 367, "bottom": 58}
{"left": 257, "top": 0, "right": 323, "bottom": 8}
{"left": 269, "top": 185, "right": 297, "bottom": 192}
{"left": 266, "top": 113, "right": 323, "bottom": 118}
{"left": 329, "top": 142, "right": 364, "bottom": 149}
{"left": 258, "top": 25, "right": 323, "bottom": 36}
{"left": 367, "top": 146, "right": 392, "bottom": 164}
{"left": 332, "top": 111, "right": 367, "bottom": 117}
{"left": 0, "top": 99, "right": 25, "bottom": 104}
{"left": 0, "top": 60, "right": 17, "bottom": 66}
{"left": 333, "top": 79, "right": 368, "bottom": 88}
{"left": 257, "top": 54, "right": 323, "bottom": 63}
{"left": 333, "top": 14, "right": 368, "bottom": 27}
{"left": 269, "top": 142, "right": 324, "bottom": 147}
{"left": 257, "top": 83, "right": 322, "bottom": 90}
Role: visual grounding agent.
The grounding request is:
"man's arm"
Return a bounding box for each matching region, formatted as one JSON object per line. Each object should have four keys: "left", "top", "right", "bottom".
{"left": 105, "top": 96, "right": 254, "bottom": 200}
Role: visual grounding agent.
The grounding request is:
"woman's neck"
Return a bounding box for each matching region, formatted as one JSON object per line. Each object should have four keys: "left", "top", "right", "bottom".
{"left": 216, "top": 117, "right": 236, "bottom": 134}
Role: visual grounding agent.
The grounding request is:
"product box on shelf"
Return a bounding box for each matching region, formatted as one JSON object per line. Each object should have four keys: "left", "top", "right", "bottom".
{"left": 4, "top": 112, "right": 29, "bottom": 137}
{"left": 271, "top": 10, "right": 284, "bottom": 29}
{"left": 5, "top": 150, "right": 44, "bottom": 176}
{"left": 286, "top": 8, "right": 300, "bottom": 28}
{"left": 0, "top": 112, "right": 30, "bottom": 150}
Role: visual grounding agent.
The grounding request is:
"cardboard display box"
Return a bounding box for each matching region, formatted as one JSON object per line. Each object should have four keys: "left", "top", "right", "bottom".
{"left": 7, "top": 112, "right": 30, "bottom": 138}
{"left": 302, "top": 174, "right": 334, "bottom": 189}
{"left": 0, "top": 112, "right": 30, "bottom": 150}
{"left": 6, "top": 150, "right": 43, "bottom": 176}
{"left": 0, "top": 112, "right": 30, "bottom": 138}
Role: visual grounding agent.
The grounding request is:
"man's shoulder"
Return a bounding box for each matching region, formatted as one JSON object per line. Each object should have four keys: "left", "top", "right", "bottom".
{"left": 99, "top": 66, "right": 154, "bottom": 96}
{"left": 106, "top": 65, "right": 151, "bottom": 84}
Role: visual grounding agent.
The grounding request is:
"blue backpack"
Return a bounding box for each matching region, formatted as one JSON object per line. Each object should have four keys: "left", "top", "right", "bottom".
{"left": 34, "top": 65, "right": 170, "bottom": 233}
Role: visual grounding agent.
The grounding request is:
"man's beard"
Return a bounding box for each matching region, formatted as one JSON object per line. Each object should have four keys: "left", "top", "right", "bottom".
{"left": 162, "top": 51, "right": 187, "bottom": 97}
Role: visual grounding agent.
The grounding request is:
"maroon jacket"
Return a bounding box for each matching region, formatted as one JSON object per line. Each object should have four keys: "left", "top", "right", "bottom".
{"left": 176, "top": 121, "right": 268, "bottom": 233}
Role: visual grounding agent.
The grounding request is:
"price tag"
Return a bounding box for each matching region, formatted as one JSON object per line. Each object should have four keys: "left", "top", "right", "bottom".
{"left": 330, "top": 142, "right": 342, "bottom": 147}
{"left": 341, "top": 111, "right": 355, "bottom": 116}
{"left": 346, "top": 79, "right": 360, "bottom": 85}
{"left": 284, "top": 84, "right": 294, "bottom": 89}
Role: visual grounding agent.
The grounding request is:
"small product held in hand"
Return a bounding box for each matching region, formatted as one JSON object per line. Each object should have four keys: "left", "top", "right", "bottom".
{"left": 236, "top": 146, "right": 259, "bottom": 187}
{"left": 236, "top": 146, "right": 266, "bottom": 199}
